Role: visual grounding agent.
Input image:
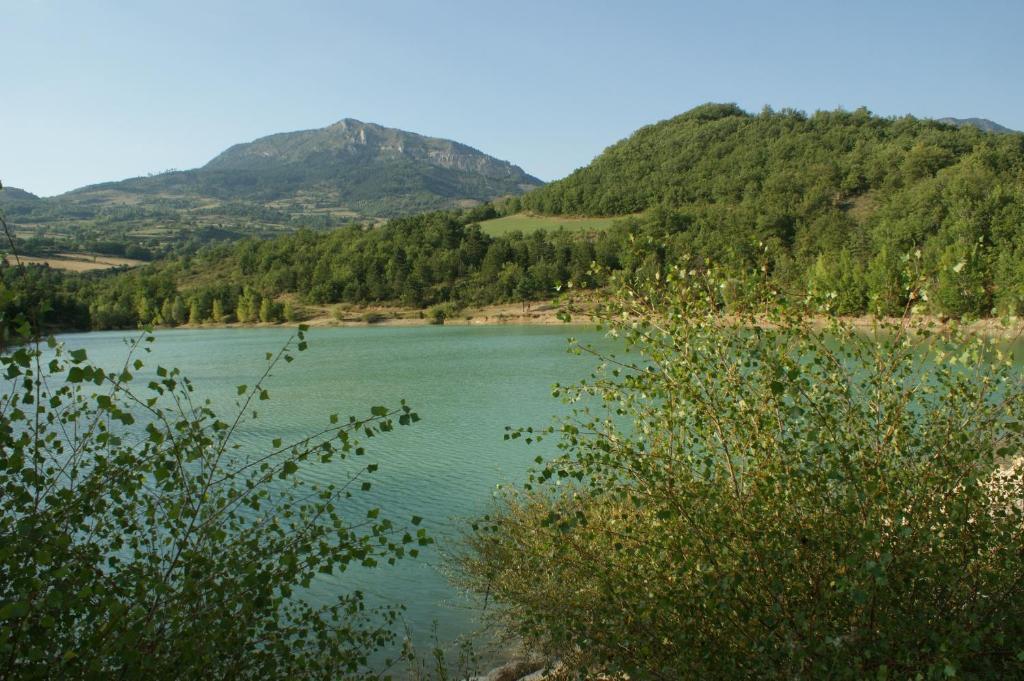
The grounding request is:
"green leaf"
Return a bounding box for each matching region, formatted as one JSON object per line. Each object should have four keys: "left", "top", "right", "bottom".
{"left": 0, "top": 601, "right": 28, "bottom": 620}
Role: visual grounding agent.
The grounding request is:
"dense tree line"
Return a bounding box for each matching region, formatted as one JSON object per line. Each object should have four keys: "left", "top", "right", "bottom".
{"left": 0, "top": 211, "right": 613, "bottom": 330}
{"left": 4, "top": 191, "right": 1024, "bottom": 332}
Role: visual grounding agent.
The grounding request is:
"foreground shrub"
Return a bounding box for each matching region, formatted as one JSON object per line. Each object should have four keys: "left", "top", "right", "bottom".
{"left": 0, "top": 325, "right": 424, "bottom": 679}
{"left": 427, "top": 303, "right": 460, "bottom": 325}
{"left": 462, "top": 270, "right": 1024, "bottom": 679}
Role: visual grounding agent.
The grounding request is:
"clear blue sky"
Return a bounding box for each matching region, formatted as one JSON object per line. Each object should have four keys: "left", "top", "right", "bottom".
{"left": 3, "top": 0, "right": 1022, "bottom": 196}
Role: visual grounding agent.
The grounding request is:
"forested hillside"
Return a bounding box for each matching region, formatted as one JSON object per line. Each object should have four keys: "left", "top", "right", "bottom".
{"left": 520, "top": 103, "right": 1024, "bottom": 316}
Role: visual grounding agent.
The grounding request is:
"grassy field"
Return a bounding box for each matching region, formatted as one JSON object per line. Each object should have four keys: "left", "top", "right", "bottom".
{"left": 477, "top": 213, "right": 620, "bottom": 236}
{"left": 4, "top": 253, "right": 146, "bottom": 272}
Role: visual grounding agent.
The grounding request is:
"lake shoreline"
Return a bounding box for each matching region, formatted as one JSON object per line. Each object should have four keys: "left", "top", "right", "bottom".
{"left": 59, "top": 298, "right": 1024, "bottom": 339}
{"left": 190, "top": 305, "right": 1024, "bottom": 340}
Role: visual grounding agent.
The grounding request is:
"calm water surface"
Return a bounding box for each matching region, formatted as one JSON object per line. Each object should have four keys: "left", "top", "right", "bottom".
{"left": 55, "top": 324, "right": 613, "bottom": 665}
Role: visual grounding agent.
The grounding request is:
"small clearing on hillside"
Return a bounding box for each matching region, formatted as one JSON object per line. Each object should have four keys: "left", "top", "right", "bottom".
{"left": 477, "top": 213, "right": 619, "bottom": 236}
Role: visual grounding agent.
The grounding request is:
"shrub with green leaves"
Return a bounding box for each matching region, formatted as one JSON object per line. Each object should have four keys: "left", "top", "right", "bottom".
{"left": 0, "top": 325, "right": 425, "bottom": 679}
{"left": 427, "top": 303, "right": 461, "bottom": 326}
{"left": 462, "top": 270, "right": 1024, "bottom": 679}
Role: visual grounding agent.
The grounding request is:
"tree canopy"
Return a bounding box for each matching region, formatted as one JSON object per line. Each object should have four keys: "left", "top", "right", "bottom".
{"left": 521, "top": 104, "right": 1024, "bottom": 317}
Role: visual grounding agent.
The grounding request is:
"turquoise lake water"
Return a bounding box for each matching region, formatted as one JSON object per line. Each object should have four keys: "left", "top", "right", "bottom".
{"left": 52, "top": 323, "right": 1024, "bottom": 672}
{"left": 54, "top": 324, "right": 613, "bottom": 668}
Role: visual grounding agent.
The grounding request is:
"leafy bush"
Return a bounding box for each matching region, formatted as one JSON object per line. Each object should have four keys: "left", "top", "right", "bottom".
{"left": 427, "top": 302, "right": 460, "bottom": 325}
{"left": 462, "top": 270, "right": 1024, "bottom": 679}
{"left": 0, "top": 325, "right": 426, "bottom": 679}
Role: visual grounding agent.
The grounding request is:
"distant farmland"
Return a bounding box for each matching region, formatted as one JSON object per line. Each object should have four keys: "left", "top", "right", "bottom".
{"left": 3, "top": 253, "right": 146, "bottom": 272}
{"left": 477, "top": 213, "right": 619, "bottom": 236}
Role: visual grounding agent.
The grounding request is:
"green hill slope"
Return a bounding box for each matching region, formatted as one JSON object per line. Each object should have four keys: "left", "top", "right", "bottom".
{"left": 0, "top": 186, "right": 41, "bottom": 208}
{"left": 519, "top": 103, "right": 1024, "bottom": 316}
{"left": 521, "top": 103, "right": 1024, "bottom": 217}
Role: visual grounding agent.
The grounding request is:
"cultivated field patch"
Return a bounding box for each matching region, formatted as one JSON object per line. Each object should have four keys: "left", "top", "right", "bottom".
{"left": 3, "top": 252, "right": 146, "bottom": 272}
{"left": 477, "top": 213, "right": 619, "bottom": 236}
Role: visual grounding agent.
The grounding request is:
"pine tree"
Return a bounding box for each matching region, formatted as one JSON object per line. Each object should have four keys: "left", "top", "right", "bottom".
{"left": 259, "top": 297, "right": 273, "bottom": 323}
{"left": 171, "top": 297, "right": 187, "bottom": 325}
{"left": 160, "top": 298, "right": 174, "bottom": 327}
{"left": 236, "top": 291, "right": 256, "bottom": 323}
{"left": 189, "top": 300, "right": 201, "bottom": 325}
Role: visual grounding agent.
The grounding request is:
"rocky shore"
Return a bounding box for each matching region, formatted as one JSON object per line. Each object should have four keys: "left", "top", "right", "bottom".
{"left": 468, "top": 658, "right": 554, "bottom": 681}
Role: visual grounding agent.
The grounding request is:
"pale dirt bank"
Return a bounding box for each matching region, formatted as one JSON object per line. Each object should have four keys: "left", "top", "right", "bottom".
{"left": 161, "top": 298, "right": 1024, "bottom": 339}
{"left": 307, "top": 301, "right": 574, "bottom": 327}
{"left": 177, "top": 300, "right": 592, "bottom": 331}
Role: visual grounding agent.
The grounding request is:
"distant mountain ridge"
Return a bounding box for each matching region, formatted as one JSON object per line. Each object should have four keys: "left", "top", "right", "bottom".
{"left": 0, "top": 186, "right": 41, "bottom": 205}
{"left": 1, "top": 119, "right": 543, "bottom": 256}
{"left": 57, "top": 119, "right": 541, "bottom": 215}
{"left": 206, "top": 118, "right": 538, "bottom": 185}
{"left": 936, "top": 117, "right": 1018, "bottom": 134}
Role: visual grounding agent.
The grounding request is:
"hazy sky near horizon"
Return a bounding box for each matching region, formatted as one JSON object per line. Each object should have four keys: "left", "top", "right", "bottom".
{"left": 3, "top": 0, "right": 1022, "bottom": 196}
